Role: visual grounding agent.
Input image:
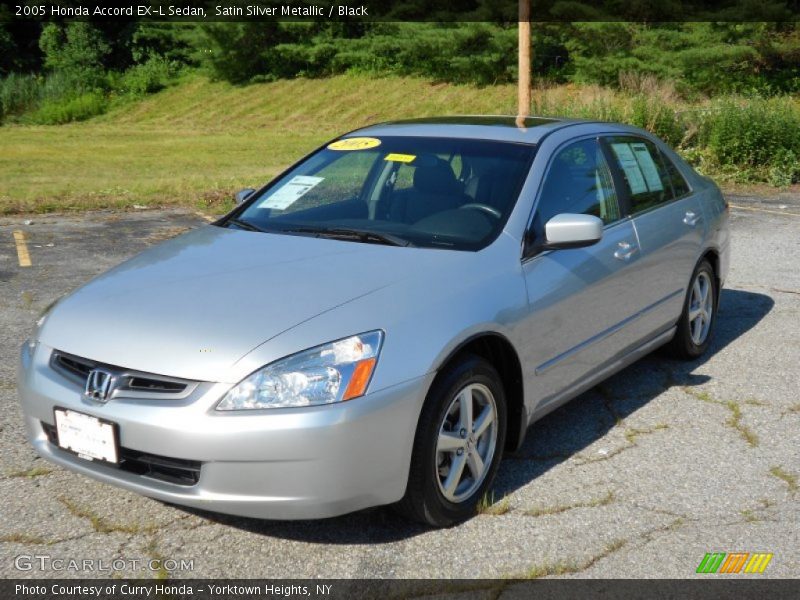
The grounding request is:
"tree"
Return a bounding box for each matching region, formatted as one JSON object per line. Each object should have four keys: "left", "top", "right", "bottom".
{"left": 39, "top": 22, "right": 110, "bottom": 86}
{"left": 0, "top": 24, "right": 14, "bottom": 76}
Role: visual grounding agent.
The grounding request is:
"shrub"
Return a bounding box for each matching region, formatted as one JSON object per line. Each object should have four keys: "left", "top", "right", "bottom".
{"left": 0, "top": 57, "right": 178, "bottom": 124}
{"left": 628, "top": 95, "right": 685, "bottom": 147}
{"left": 0, "top": 71, "right": 90, "bottom": 121}
{"left": 115, "top": 56, "right": 174, "bottom": 97}
{"left": 0, "top": 72, "right": 41, "bottom": 117}
{"left": 700, "top": 97, "right": 800, "bottom": 169}
{"left": 767, "top": 149, "right": 800, "bottom": 187}
{"left": 38, "top": 70, "right": 87, "bottom": 103}
{"left": 568, "top": 23, "right": 800, "bottom": 96}
{"left": 30, "top": 92, "right": 107, "bottom": 124}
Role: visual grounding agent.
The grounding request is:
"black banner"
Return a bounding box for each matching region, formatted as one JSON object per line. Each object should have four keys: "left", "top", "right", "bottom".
{"left": 3, "top": 579, "right": 800, "bottom": 600}
{"left": 4, "top": 0, "right": 800, "bottom": 22}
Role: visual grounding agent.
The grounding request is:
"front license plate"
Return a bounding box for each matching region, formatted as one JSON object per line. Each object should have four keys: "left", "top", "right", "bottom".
{"left": 54, "top": 408, "right": 119, "bottom": 464}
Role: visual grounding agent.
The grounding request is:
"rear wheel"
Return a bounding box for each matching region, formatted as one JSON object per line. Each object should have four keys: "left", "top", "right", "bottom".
{"left": 396, "top": 354, "right": 506, "bottom": 527}
{"left": 665, "top": 259, "right": 717, "bottom": 359}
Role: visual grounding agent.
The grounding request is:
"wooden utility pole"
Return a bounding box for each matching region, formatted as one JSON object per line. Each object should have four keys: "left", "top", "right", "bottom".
{"left": 517, "top": 0, "right": 531, "bottom": 120}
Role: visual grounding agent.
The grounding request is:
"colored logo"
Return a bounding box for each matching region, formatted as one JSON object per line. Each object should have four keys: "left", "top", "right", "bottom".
{"left": 696, "top": 552, "right": 773, "bottom": 574}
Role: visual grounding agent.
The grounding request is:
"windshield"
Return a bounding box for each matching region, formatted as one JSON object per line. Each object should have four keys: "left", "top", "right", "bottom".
{"left": 227, "top": 136, "right": 535, "bottom": 251}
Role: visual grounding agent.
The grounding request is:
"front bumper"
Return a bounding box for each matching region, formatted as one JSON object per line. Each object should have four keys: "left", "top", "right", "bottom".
{"left": 18, "top": 342, "right": 431, "bottom": 520}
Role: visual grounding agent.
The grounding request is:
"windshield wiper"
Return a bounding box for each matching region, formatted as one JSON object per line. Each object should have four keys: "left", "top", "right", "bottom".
{"left": 226, "top": 218, "right": 266, "bottom": 233}
{"left": 283, "top": 227, "right": 414, "bottom": 247}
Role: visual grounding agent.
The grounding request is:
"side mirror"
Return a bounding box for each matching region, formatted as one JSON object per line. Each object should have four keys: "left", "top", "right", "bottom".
{"left": 543, "top": 213, "right": 603, "bottom": 250}
{"left": 235, "top": 188, "right": 256, "bottom": 205}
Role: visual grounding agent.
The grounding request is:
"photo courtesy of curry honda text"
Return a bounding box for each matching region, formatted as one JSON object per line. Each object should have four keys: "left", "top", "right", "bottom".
{"left": 18, "top": 117, "right": 730, "bottom": 527}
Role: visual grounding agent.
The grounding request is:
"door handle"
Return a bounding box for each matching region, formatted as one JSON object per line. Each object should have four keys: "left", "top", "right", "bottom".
{"left": 683, "top": 211, "right": 701, "bottom": 227}
{"left": 614, "top": 241, "right": 638, "bottom": 261}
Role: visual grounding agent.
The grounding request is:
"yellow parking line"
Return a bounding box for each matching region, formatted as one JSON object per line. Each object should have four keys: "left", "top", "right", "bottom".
{"left": 729, "top": 203, "right": 800, "bottom": 217}
{"left": 13, "top": 230, "right": 32, "bottom": 267}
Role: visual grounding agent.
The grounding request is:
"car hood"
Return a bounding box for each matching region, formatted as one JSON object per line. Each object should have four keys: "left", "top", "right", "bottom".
{"left": 39, "top": 226, "right": 464, "bottom": 382}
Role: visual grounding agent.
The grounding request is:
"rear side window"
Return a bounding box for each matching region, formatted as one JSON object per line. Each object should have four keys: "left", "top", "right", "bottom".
{"left": 606, "top": 137, "right": 674, "bottom": 214}
{"left": 535, "top": 138, "right": 621, "bottom": 228}
{"left": 661, "top": 152, "right": 691, "bottom": 198}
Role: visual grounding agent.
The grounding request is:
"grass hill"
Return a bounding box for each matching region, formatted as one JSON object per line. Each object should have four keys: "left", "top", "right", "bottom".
{"left": 0, "top": 75, "right": 525, "bottom": 215}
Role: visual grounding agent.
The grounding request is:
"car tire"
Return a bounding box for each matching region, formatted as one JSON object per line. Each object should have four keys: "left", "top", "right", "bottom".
{"left": 396, "top": 354, "right": 507, "bottom": 527}
{"left": 664, "top": 259, "right": 717, "bottom": 359}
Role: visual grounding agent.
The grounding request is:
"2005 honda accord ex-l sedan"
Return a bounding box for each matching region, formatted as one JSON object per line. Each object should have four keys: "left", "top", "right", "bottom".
{"left": 18, "top": 117, "right": 730, "bottom": 527}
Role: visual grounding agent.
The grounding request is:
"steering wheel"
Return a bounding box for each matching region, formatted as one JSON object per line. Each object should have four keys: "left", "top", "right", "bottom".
{"left": 459, "top": 203, "right": 502, "bottom": 219}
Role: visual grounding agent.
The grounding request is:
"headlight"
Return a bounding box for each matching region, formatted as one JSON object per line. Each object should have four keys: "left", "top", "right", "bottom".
{"left": 216, "top": 331, "right": 383, "bottom": 410}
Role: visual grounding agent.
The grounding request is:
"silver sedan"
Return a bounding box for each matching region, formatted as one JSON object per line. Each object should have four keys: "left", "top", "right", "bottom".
{"left": 18, "top": 117, "right": 730, "bottom": 527}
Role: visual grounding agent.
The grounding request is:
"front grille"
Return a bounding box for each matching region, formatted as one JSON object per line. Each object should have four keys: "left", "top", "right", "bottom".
{"left": 50, "top": 350, "right": 194, "bottom": 399}
{"left": 42, "top": 422, "right": 201, "bottom": 487}
{"left": 126, "top": 377, "right": 186, "bottom": 393}
{"left": 53, "top": 353, "right": 93, "bottom": 379}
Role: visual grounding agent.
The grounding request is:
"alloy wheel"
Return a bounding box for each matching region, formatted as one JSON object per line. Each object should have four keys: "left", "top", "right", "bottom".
{"left": 435, "top": 383, "right": 498, "bottom": 503}
{"left": 688, "top": 271, "right": 714, "bottom": 345}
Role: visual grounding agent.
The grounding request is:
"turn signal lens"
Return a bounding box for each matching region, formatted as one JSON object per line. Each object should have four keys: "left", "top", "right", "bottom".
{"left": 343, "top": 357, "right": 377, "bottom": 401}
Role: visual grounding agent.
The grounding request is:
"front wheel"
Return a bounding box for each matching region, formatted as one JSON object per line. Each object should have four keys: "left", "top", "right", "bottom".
{"left": 396, "top": 355, "right": 507, "bottom": 527}
{"left": 665, "top": 259, "right": 717, "bottom": 359}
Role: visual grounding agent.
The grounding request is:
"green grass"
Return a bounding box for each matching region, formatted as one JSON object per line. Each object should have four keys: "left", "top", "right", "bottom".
{"left": 0, "top": 533, "right": 49, "bottom": 545}
{"left": 0, "top": 74, "right": 521, "bottom": 215}
{"left": 57, "top": 495, "right": 154, "bottom": 534}
{"left": 477, "top": 492, "right": 512, "bottom": 515}
{"left": 7, "top": 466, "right": 53, "bottom": 478}
{"left": 682, "top": 388, "right": 761, "bottom": 448}
{"left": 521, "top": 539, "right": 627, "bottom": 579}
{"left": 524, "top": 491, "right": 615, "bottom": 517}
{"left": 725, "top": 400, "right": 759, "bottom": 448}
{"left": 624, "top": 423, "right": 669, "bottom": 444}
{"left": 769, "top": 466, "right": 798, "bottom": 494}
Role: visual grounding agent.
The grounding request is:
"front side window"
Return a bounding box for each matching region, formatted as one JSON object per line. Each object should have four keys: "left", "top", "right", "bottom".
{"left": 606, "top": 136, "right": 676, "bottom": 214}
{"left": 533, "top": 138, "right": 621, "bottom": 233}
{"left": 229, "top": 136, "right": 535, "bottom": 251}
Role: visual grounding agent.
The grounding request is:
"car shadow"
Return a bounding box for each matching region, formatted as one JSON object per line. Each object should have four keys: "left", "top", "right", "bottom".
{"left": 173, "top": 288, "right": 773, "bottom": 544}
{"left": 490, "top": 287, "right": 773, "bottom": 497}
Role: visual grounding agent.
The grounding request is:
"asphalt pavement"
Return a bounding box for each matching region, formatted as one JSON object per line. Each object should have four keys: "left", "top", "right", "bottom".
{"left": 0, "top": 197, "right": 797, "bottom": 579}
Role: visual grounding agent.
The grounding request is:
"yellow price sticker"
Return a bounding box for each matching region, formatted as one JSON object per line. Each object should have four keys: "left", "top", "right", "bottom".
{"left": 327, "top": 137, "right": 382, "bottom": 151}
{"left": 384, "top": 153, "right": 416, "bottom": 163}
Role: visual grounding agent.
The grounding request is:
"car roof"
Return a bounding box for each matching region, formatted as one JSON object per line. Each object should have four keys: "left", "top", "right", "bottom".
{"left": 346, "top": 116, "right": 636, "bottom": 145}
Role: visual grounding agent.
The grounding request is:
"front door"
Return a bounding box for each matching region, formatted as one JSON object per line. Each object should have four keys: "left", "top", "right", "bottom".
{"left": 519, "top": 137, "right": 648, "bottom": 412}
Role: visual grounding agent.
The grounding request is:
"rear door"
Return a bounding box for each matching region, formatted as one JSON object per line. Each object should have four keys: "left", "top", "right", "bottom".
{"left": 520, "top": 137, "right": 647, "bottom": 410}
{"left": 602, "top": 136, "right": 704, "bottom": 336}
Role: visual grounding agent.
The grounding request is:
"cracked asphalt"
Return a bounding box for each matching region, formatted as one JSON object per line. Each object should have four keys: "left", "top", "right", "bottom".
{"left": 0, "top": 196, "right": 798, "bottom": 579}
